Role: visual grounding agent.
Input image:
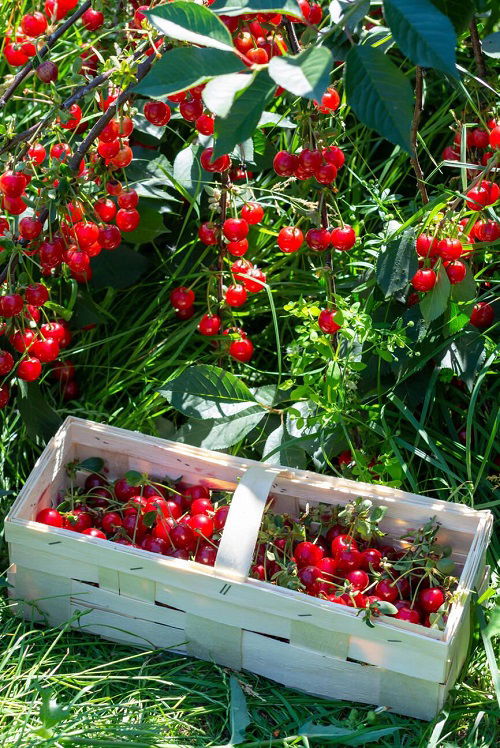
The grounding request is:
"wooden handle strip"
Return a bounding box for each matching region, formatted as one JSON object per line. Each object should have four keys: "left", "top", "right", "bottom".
{"left": 214, "top": 465, "right": 281, "bottom": 582}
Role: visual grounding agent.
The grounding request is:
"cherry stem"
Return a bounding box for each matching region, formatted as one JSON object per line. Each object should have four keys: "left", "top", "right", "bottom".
{"left": 410, "top": 66, "right": 429, "bottom": 205}
{"left": 0, "top": 0, "right": 93, "bottom": 109}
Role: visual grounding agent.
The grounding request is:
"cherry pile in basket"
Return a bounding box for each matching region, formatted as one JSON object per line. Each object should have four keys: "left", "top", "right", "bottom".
{"left": 34, "top": 459, "right": 458, "bottom": 629}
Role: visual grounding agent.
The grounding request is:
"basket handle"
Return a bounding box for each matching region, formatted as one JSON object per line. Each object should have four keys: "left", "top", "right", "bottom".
{"left": 214, "top": 465, "right": 282, "bottom": 582}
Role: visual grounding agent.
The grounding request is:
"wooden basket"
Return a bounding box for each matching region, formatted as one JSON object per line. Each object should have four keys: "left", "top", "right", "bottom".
{"left": 5, "top": 417, "right": 492, "bottom": 720}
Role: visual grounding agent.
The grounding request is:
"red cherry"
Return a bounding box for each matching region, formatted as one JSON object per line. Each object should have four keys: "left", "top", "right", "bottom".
{"left": 60, "top": 104, "right": 82, "bottom": 130}
{"left": 195, "top": 543, "right": 217, "bottom": 566}
{"left": 241, "top": 202, "right": 264, "bottom": 225}
{"left": 114, "top": 477, "right": 137, "bottom": 501}
{"left": 144, "top": 100, "right": 171, "bottom": 126}
{"left": 98, "top": 140, "right": 120, "bottom": 159}
{"left": 226, "top": 238, "right": 248, "bottom": 256}
{"left": 116, "top": 208, "right": 140, "bottom": 232}
{"left": 0, "top": 385, "right": 9, "bottom": 408}
{"left": 278, "top": 226, "right": 303, "bottom": 253}
{"left": 444, "top": 260, "right": 466, "bottom": 284}
{"left": 231, "top": 259, "right": 253, "bottom": 284}
{"left": 225, "top": 284, "right": 247, "bottom": 307}
{"left": 331, "top": 534, "right": 358, "bottom": 555}
{"left": 21, "top": 11, "right": 48, "bottom": 37}
{"left": 315, "top": 163, "right": 337, "bottom": 184}
{"left": 473, "top": 219, "right": 500, "bottom": 242}
{"left": 198, "top": 313, "right": 221, "bottom": 336}
{"left": 330, "top": 225, "right": 356, "bottom": 251}
{"left": 179, "top": 98, "right": 203, "bottom": 122}
{"left": 466, "top": 184, "right": 490, "bottom": 210}
{"left": 4, "top": 44, "right": 30, "bottom": 67}
{"left": 213, "top": 505, "right": 229, "bottom": 531}
{"left": 298, "top": 565, "right": 322, "bottom": 590}
{"left": 10, "top": 329, "right": 35, "bottom": 352}
{"left": 200, "top": 148, "right": 230, "bottom": 173}
{"left": 323, "top": 145, "right": 345, "bottom": 169}
{"left": 17, "top": 357, "right": 42, "bottom": 381}
{"left": 470, "top": 302, "right": 494, "bottom": 328}
{"left": 101, "top": 512, "right": 124, "bottom": 535}
{"left": 411, "top": 268, "right": 436, "bottom": 292}
{"left": 418, "top": 586, "right": 445, "bottom": 613}
{"left": 241, "top": 266, "right": 266, "bottom": 292}
{"left": 170, "top": 286, "right": 195, "bottom": 309}
{"left": 294, "top": 541, "right": 324, "bottom": 568}
{"left": 0, "top": 294, "right": 23, "bottom": 317}
{"left": 229, "top": 337, "right": 254, "bottom": 362}
{"left": 36, "top": 507, "right": 64, "bottom": 527}
{"left": 0, "top": 350, "right": 14, "bottom": 375}
{"left": 99, "top": 224, "right": 122, "bottom": 250}
{"left": 489, "top": 126, "right": 500, "bottom": 149}
{"left": 170, "top": 523, "right": 196, "bottom": 551}
{"left": 24, "top": 283, "right": 48, "bottom": 307}
{"left": 27, "top": 143, "right": 46, "bottom": 164}
{"left": 75, "top": 221, "right": 99, "bottom": 248}
{"left": 94, "top": 198, "right": 116, "bottom": 223}
{"left": 223, "top": 218, "right": 249, "bottom": 241}
{"left": 395, "top": 605, "right": 421, "bottom": 624}
{"left": 198, "top": 222, "right": 218, "bottom": 245}
{"left": 318, "top": 309, "right": 340, "bottom": 334}
{"left": 246, "top": 47, "right": 269, "bottom": 64}
{"left": 437, "top": 237, "right": 462, "bottom": 260}
{"left": 306, "top": 229, "right": 331, "bottom": 252}
{"left": 36, "top": 60, "right": 59, "bottom": 83}
{"left": 82, "top": 527, "right": 106, "bottom": 539}
{"left": 273, "top": 150, "right": 298, "bottom": 176}
{"left": 415, "top": 233, "right": 439, "bottom": 258}
{"left": 0, "top": 171, "right": 27, "bottom": 198}
{"left": 109, "top": 145, "right": 133, "bottom": 169}
{"left": 299, "top": 149, "right": 323, "bottom": 172}
{"left": 471, "top": 128, "right": 489, "bottom": 148}
{"left": 117, "top": 189, "right": 138, "bottom": 209}
{"left": 346, "top": 569, "right": 370, "bottom": 591}
{"left": 335, "top": 548, "right": 362, "bottom": 573}
{"left": 106, "top": 179, "right": 122, "bottom": 196}
{"left": 82, "top": 8, "right": 104, "bottom": 30}
{"left": 317, "top": 86, "right": 340, "bottom": 113}
{"left": 190, "top": 498, "right": 214, "bottom": 515}
{"left": 375, "top": 578, "right": 398, "bottom": 602}
{"left": 187, "top": 512, "right": 214, "bottom": 539}
{"left": 51, "top": 357, "right": 75, "bottom": 380}
{"left": 31, "top": 338, "right": 60, "bottom": 363}
{"left": 360, "top": 548, "right": 382, "bottom": 571}
{"left": 195, "top": 114, "right": 215, "bottom": 136}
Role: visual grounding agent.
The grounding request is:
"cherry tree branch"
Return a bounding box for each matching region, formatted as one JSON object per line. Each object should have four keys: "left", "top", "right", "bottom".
{"left": 283, "top": 19, "right": 301, "bottom": 55}
{"left": 469, "top": 18, "right": 487, "bottom": 79}
{"left": 410, "top": 67, "right": 429, "bottom": 205}
{"left": 0, "top": 0, "right": 92, "bottom": 109}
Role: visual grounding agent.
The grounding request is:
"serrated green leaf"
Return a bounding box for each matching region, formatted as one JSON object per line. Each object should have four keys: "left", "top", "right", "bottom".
{"left": 158, "top": 364, "right": 259, "bottom": 419}
{"left": 430, "top": 0, "right": 474, "bottom": 34}
{"left": 146, "top": 2, "right": 235, "bottom": 52}
{"left": 330, "top": 0, "right": 370, "bottom": 29}
{"left": 436, "top": 557, "right": 456, "bottom": 574}
{"left": 376, "top": 227, "right": 417, "bottom": 297}
{"left": 173, "top": 144, "right": 211, "bottom": 197}
{"left": 450, "top": 262, "right": 476, "bottom": 302}
{"left": 420, "top": 267, "right": 451, "bottom": 322}
{"left": 76, "top": 457, "right": 104, "bottom": 473}
{"left": 383, "top": 0, "right": 458, "bottom": 77}
{"left": 90, "top": 247, "right": 150, "bottom": 290}
{"left": 482, "top": 31, "right": 500, "bottom": 58}
{"left": 17, "top": 384, "right": 62, "bottom": 442}
{"left": 124, "top": 470, "right": 143, "bottom": 486}
{"left": 203, "top": 73, "right": 254, "bottom": 117}
{"left": 345, "top": 45, "right": 413, "bottom": 152}
{"left": 135, "top": 47, "right": 245, "bottom": 98}
{"left": 213, "top": 71, "right": 276, "bottom": 159}
{"left": 175, "top": 410, "right": 266, "bottom": 449}
{"left": 211, "top": 0, "right": 303, "bottom": 17}
{"left": 262, "top": 423, "right": 308, "bottom": 468}
{"left": 268, "top": 46, "right": 333, "bottom": 101}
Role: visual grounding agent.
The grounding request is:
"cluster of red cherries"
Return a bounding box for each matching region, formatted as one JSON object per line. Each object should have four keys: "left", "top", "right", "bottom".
{"left": 410, "top": 120, "right": 499, "bottom": 327}
{"left": 36, "top": 469, "right": 231, "bottom": 567}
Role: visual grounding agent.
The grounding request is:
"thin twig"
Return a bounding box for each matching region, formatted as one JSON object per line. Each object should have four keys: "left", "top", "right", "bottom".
{"left": 0, "top": 0, "right": 92, "bottom": 109}
{"left": 410, "top": 67, "right": 429, "bottom": 205}
{"left": 284, "top": 19, "right": 301, "bottom": 55}
{"left": 217, "top": 174, "right": 229, "bottom": 306}
{"left": 469, "top": 18, "right": 487, "bottom": 79}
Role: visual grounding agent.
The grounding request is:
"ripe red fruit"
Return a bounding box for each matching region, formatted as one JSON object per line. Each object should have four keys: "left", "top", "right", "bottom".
{"left": 200, "top": 148, "right": 230, "bottom": 173}
{"left": 299, "top": 149, "right": 323, "bottom": 172}
{"left": 170, "top": 286, "right": 195, "bottom": 309}
{"left": 418, "top": 586, "right": 445, "bottom": 613}
{"left": 317, "top": 86, "right": 340, "bottom": 113}
{"left": 190, "top": 498, "right": 214, "bottom": 515}
{"left": 395, "top": 605, "right": 421, "bottom": 623}
{"left": 306, "top": 228, "right": 331, "bottom": 251}
{"left": 278, "top": 226, "right": 303, "bottom": 253}
{"left": 31, "top": 338, "right": 60, "bottom": 363}
{"left": 416, "top": 234, "right": 438, "bottom": 257}
{"left": 294, "top": 541, "right": 324, "bottom": 568}
{"left": 0, "top": 385, "right": 9, "bottom": 408}
{"left": 21, "top": 11, "right": 48, "bottom": 37}
{"left": 318, "top": 309, "right": 340, "bottom": 334}
{"left": 60, "top": 104, "right": 82, "bottom": 130}
{"left": 82, "top": 8, "right": 104, "bottom": 30}
{"left": 179, "top": 98, "right": 203, "bottom": 122}
{"left": 229, "top": 337, "right": 254, "bottom": 362}
{"left": 466, "top": 184, "right": 490, "bottom": 211}
{"left": 187, "top": 512, "right": 214, "bottom": 539}
{"left": 116, "top": 208, "right": 140, "bottom": 232}
{"left": 28, "top": 143, "right": 46, "bottom": 164}
{"left": 101, "top": 512, "right": 124, "bottom": 535}
{"left": 330, "top": 225, "right": 356, "bottom": 251}
{"left": 470, "top": 301, "right": 494, "bottom": 329}
{"left": 375, "top": 579, "right": 398, "bottom": 602}
{"left": 231, "top": 259, "right": 252, "bottom": 284}
{"left": 223, "top": 218, "right": 249, "bottom": 241}
{"left": 473, "top": 219, "right": 500, "bottom": 242}
{"left": 51, "top": 359, "right": 76, "bottom": 382}
{"left": 75, "top": 221, "right": 99, "bottom": 248}
{"left": 19, "top": 217, "right": 43, "bottom": 241}
{"left": 94, "top": 198, "right": 116, "bottom": 222}
{"left": 437, "top": 237, "right": 462, "bottom": 260}
{"left": 241, "top": 202, "right": 264, "bottom": 225}
{"left": 0, "top": 350, "right": 14, "bottom": 375}
{"left": 331, "top": 534, "right": 358, "bottom": 555}
{"left": 10, "top": 329, "right": 35, "bottom": 352}
{"left": 411, "top": 268, "right": 437, "bottom": 292}
{"left": 489, "top": 126, "right": 500, "bottom": 149}
{"left": 241, "top": 266, "right": 266, "bottom": 292}
{"left": 106, "top": 179, "right": 122, "bottom": 195}
{"left": 0, "top": 171, "right": 27, "bottom": 198}
{"left": 4, "top": 44, "right": 30, "bottom": 67}
{"left": 195, "top": 543, "right": 217, "bottom": 566}
{"left": 246, "top": 47, "right": 269, "bottom": 64}
{"left": 360, "top": 548, "right": 382, "bottom": 571}
{"left": 17, "top": 357, "right": 42, "bottom": 382}
{"left": 99, "top": 224, "right": 122, "bottom": 250}
{"left": 471, "top": 128, "right": 489, "bottom": 148}
{"left": 226, "top": 238, "right": 249, "bottom": 256}
{"left": 315, "top": 163, "right": 337, "bottom": 184}
{"left": 170, "top": 523, "right": 196, "bottom": 551}
{"left": 109, "top": 145, "right": 133, "bottom": 169}
{"left": 323, "top": 145, "right": 345, "bottom": 169}
{"left": 114, "top": 477, "right": 137, "bottom": 501}
{"left": 346, "top": 569, "right": 370, "bottom": 591}
{"left": 198, "top": 222, "right": 218, "bottom": 245}
{"left": 273, "top": 150, "right": 299, "bottom": 176}
{"left": 198, "top": 314, "right": 221, "bottom": 336}
{"left": 144, "top": 100, "right": 171, "bottom": 126}
{"left": 36, "top": 60, "right": 59, "bottom": 83}
{"left": 195, "top": 114, "right": 215, "bottom": 135}
{"left": 214, "top": 505, "right": 229, "bottom": 531}
{"left": 225, "top": 284, "right": 247, "bottom": 307}
{"left": 298, "top": 565, "right": 322, "bottom": 590}
{"left": 98, "top": 140, "right": 120, "bottom": 159}
{"left": 36, "top": 507, "right": 64, "bottom": 527}
{"left": 444, "top": 260, "right": 466, "bottom": 284}
{"left": 335, "top": 548, "right": 362, "bottom": 574}
{"left": 0, "top": 294, "right": 23, "bottom": 317}
{"left": 308, "top": 4, "right": 323, "bottom": 24}
{"left": 117, "top": 189, "right": 138, "bottom": 209}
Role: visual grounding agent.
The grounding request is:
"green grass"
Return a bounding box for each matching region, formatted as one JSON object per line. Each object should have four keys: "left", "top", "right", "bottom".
{"left": 0, "top": 3, "right": 499, "bottom": 746}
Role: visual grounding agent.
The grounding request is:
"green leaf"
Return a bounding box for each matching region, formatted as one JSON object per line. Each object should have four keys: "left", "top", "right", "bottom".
{"left": 124, "top": 202, "right": 168, "bottom": 245}
{"left": 146, "top": 2, "right": 235, "bottom": 52}
{"left": 158, "top": 364, "right": 260, "bottom": 419}
{"left": 482, "top": 31, "right": 500, "bottom": 58}
{"left": 436, "top": 557, "right": 456, "bottom": 574}
{"left": 268, "top": 46, "right": 333, "bottom": 101}
{"left": 262, "top": 424, "right": 308, "bottom": 468}
{"left": 438, "top": 331, "right": 485, "bottom": 390}
{"left": 213, "top": 71, "right": 276, "bottom": 159}
{"left": 126, "top": 148, "right": 175, "bottom": 200}
{"left": 17, "top": 384, "right": 62, "bottom": 442}
{"left": 375, "top": 601, "right": 398, "bottom": 615}
{"left": 483, "top": 606, "right": 500, "bottom": 639}
{"left": 330, "top": 0, "right": 370, "bottom": 29}
{"left": 258, "top": 111, "right": 297, "bottom": 128}
{"left": 176, "top": 410, "right": 266, "bottom": 449}
{"left": 38, "top": 687, "right": 71, "bottom": 729}
{"left": 71, "top": 291, "right": 110, "bottom": 328}
{"left": 135, "top": 47, "right": 244, "bottom": 98}
{"left": 90, "top": 247, "right": 150, "bottom": 290}
{"left": 203, "top": 73, "right": 254, "bottom": 118}
{"left": 345, "top": 45, "right": 413, "bottom": 152}
{"left": 76, "top": 457, "right": 105, "bottom": 473}
{"left": 173, "top": 144, "right": 210, "bottom": 197}
{"left": 376, "top": 227, "right": 417, "bottom": 297}
{"left": 0, "top": 578, "right": 13, "bottom": 588}
{"left": 299, "top": 720, "right": 401, "bottom": 745}
{"left": 430, "top": 0, "right": 474, "bottom": 34}
{"left": 229, "top": 675, "right": 251, "bottom": 745}
{"left": 211, "top": 0, "right": 303, "bottom": 18}
{"left": 124, "top": 470, "right": 143, "bottom": 486}
{"left": 383, "top": 0, "right": 458, "bottom": 77}
{"left": 450, "top": 262, "right": 476, "bottom": 302}
{"left": 419, "top": 267, "right": 451, "bottom": 322}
